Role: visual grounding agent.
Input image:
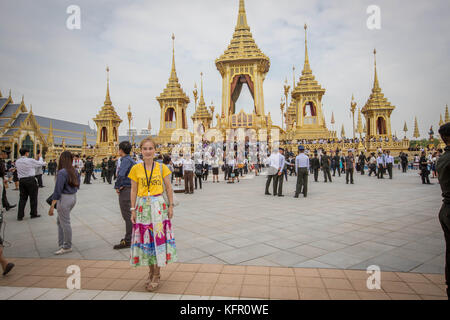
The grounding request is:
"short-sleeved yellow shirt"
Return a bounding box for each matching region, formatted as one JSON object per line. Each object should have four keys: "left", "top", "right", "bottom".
{"left": 128, "top": 162, "right": 172, "bottom": 197}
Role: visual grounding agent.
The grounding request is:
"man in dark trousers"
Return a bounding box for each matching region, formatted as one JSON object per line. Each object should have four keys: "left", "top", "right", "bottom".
{"left": 275, "top": 148, "right": 286, "bottom": 197}
{"left": 84, "top": 156, "right": 94, "bottom": 184}
{"left": 113, "top": 141, "right": 135, "bottom": 249}
{"left": 294, "top": 146, "right": 309, "bottom": 198}
{"left": 101, "top": 158, "right": 108, "bottom": 182}
{"left": 386, "top": 150, "right": 394, "bottom": 179}
{"left": 107, "top": 157, "right": 115, "bottom": 184}
{"left": 332, "top": 151, "right": 341, "bottom": 177}
{"left": 15, "top": 148, "right": 46, "bottom": 220}
{"left": 321, "top": 151, "right": 332, "bottom": 183}
{"left": 344, "top": 149, "right": 355, "bottom": 184}
{"left": 359, "top": 152, "right": 366, "bottom": 175}
{"left": 419, "top": 151, "right": 431, "bottom": 184}
{"left": 311, "top": 152, "right": 320, "bottom": 182}
{"left": 0, "top": 150, "right": 16, "bottom": 211}
{"left": 400, "top": 152, "right": 408, "bottom": 172}
{"left": 437, "top": 123, "right": 450, "bottom": 299}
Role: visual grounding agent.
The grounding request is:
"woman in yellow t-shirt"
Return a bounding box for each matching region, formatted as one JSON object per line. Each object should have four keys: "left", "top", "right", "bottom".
{"left": 128, "top": 137, "right": 176, "bottom": 292}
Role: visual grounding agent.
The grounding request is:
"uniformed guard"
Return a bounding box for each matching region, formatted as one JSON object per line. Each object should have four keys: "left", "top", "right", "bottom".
{"left": 321, "top": 151, "right": 332, "bottom": 183}
{"left": 311, "top": 151, "right": 320, "bottom": 182}
{"left": 359, "top": 152, "right": 367, "bottom": 175}
{"left": 344, "top": 149, "right": 355, "bottom": 184}
{"left": 437, "top": 122, "right": 450, "bottom": 299}
{"left": 295, "top": 146, "right": 309, "bottom": 198}
{"left": 332, "top": 151, "right": 341, "bottom": 177}
{"left": 419, "top": 151, "right": 431, "bottom": 184}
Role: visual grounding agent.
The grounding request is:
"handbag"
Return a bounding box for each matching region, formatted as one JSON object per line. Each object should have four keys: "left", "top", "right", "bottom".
{"left": 160, "top": 163, "right": 179, "bottom": 207}
{"left": 46, "top": 194, "right": 56, "bottom": 209}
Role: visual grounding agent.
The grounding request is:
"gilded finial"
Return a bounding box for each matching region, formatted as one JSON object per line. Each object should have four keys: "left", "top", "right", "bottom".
{"left": 302, "top": 23, "right": 311, "bottom": 74}
{"left": 236, "top": 0, "right": 250, "bottom": 31}
{"left": 373, "top": 49, "right": 380, "bottom": 90}
{"left": 30, "top": 104, "right": 33, "bottom": 112}
{"left": 8, "top": 89, "right": 11, "bottom": 98}
{"left": 292, "top": 66, "right": 296, "bottom": 87}
{"left": 104, "top": 66, "right": 112, "bottom": 106}
{"left": 169, "top": 33, "right": 178, "bottom": 82}
{"left": 21, "top": 95, "right": 24, "bottom": 103}
{"left": 413, "top": 116, "right": 420, "bottom": 139}
{"left": 0, "top": 89, "right": 2, "bottom": 98}
{"left": 439, "top": 114, "right": 444, "bottom": 126}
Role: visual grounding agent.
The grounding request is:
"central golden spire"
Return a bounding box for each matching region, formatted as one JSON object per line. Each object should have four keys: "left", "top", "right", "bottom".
{"left": 235, "top": 0, "right": 250, "bottom": 31}
{"left": 105, "top": 66, "right": 112, "bottom": 106}
{"left": 170, "top": 33, "right": 178, "bottom": 82}
{"left": 373, "top": 49, "right": 380, "bottom": 92}
{"left": 215, "top": 0, "right": 270, "bottom": 72}
{"left": 303, "top": 24, "right": 312, "bottom": 75}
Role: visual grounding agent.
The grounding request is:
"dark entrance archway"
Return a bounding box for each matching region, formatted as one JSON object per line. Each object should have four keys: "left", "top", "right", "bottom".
{"left": 230, "top": 74, "right": 255, "bottom": 115}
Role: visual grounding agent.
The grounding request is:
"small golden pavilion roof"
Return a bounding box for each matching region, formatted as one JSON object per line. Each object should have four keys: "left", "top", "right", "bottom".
{"left": 93, "top": 66, "right": 122, "bottom": 123}
{"left": 215, "top": 0, "right": 270, "bottom": 73}
{"left": 157, "top": 34, "right": 190, "bottom": 104}
{"left": 292, "top": 25, "right": 325, "bottom": 97}
{"left": 192, "top": 73, "right": 212, "bottom": 120}
{"left": 362, "top": 49, "right": 395, "bottom": 114}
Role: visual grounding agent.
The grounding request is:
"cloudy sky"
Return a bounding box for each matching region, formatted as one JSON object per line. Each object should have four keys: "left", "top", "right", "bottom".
{"left": 1, "top": 0, "right": 449, "bottom": 139}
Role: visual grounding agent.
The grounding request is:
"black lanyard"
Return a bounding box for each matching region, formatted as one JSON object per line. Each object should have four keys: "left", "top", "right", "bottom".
{"left": 143, "top": 161, "right": 155, "bottom": 196}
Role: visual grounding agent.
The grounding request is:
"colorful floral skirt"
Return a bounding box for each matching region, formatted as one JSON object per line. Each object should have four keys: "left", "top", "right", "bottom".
{"left": 130, "top": 195, "right": 177, "bottom": 267}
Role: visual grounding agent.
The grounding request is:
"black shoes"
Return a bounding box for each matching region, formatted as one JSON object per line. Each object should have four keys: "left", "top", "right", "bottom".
{"left": 6, "top": 204, "right": 16, "bottom": 211}
{"left": 278, "top": 195, "right": 284, "bottom": 197}
{"left": 30, "top": 215, "right": 41, "bottom": 219}
{"left": 113, "top": 239, "right": 131, "bottom": 250}
{"left": 17, "top": 217, "right": 23, "bottom": 221}
{"left": 265, "top": 192, "right": 271, "bottom": 195}
{"left": 2, "top": 263, "right": 15, "bottom": 276}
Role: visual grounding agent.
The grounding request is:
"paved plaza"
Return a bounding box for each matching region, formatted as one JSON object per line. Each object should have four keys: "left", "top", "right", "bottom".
{"left": 1, "top": 167, "right": 445, "bottom": 274}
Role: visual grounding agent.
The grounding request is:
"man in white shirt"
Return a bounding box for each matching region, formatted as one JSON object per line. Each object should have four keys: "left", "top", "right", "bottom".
{"left": 72, "top": 155, "right": 83, "bottom": 175}
{"left": 295, "top": 145, "right": 309, "bottom": 198}
{"left": 386, "top": 150, "right": 394, "bottom": 179}
{"left": 182, "top": 155, "right": 194, "bottom": 194}
{"left": 274, "top": 148, "right": 286, "bottom": 197}
{"left": 16, "top": 148, "right": 46, "bottom": 220}
{"left": 376, "top": 152, "right": 385, "bottom": 179}
{"left": 264, "top": 149, "right": 280, "bottom": 195}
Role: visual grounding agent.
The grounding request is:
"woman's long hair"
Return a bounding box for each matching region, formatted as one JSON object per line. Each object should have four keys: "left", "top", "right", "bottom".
{"left": 57, "top": 151, "right": 79, "bottom": 188}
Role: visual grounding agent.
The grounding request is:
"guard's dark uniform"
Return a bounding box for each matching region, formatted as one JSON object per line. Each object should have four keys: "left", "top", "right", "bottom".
{"left": 419, "top": 155, "right": 430, "bottom": 184}
{"left": 84, "top": 159, "right": 94, "bottom": 184}
{"left": 437, "top": 145, "right": 450, "bottom": 299}
{"left": 311, "top": 156, "right": 320, "bottom": 182}
{"left": 321, "top": 154, "right": 332, "bottom": 182}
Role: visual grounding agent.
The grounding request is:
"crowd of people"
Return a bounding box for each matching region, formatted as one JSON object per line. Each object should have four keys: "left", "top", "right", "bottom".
{"left": 1, "top": 127, "right": 450, "bottom": 298}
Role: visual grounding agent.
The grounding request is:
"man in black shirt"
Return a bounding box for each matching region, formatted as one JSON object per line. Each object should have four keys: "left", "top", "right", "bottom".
{"left": 84, "top": 157, "right": 94, "bottom": 184}
{"left": 358, "top": 152, "right": 366, "bottom": 175}
{"left": 321, "top": 151, "right": 332, "bottom": 183}
{"left": 332, "top": 151, "right": 341, "bottom": 177}
{"left": 437, "top": 123, "right": 450, "bottom": 299}
{"left": 311, "top": 152, "right": 320, "bottom": 182}
{"left": 419, "top": 151, "right": 430, "bottom": 184}
{"left": 344, "top": 150, "right": 355, "bottom": 184}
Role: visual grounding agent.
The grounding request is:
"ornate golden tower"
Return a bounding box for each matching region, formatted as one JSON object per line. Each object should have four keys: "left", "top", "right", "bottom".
{"left": 191, "top": 72, "right": 213, "bottom": 132}
{"left": 215, "top": 0, "right": 271, "bottom": 130}
{"left": 156, "top": 34, "right": 190, "bottom": 143}
{"left": 93, "top": 66, "right": 122, "bottom": 158}
{"left": 361, "top": 49, "right": 395, "bottom": 139}
{"left": 290, "top": 24, "right": 334, "bottom": 139}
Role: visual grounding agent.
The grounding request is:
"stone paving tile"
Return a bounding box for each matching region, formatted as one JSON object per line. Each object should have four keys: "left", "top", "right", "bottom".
{"left": 7, "top": 287, "right": 50, "bottom": 300}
